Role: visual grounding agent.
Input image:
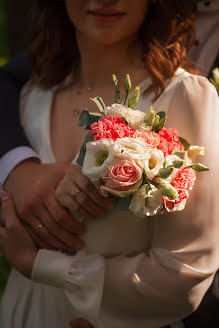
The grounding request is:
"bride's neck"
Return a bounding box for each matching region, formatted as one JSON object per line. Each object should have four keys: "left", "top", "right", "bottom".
{"left": 75, "top": 33, "right": 148, "bottom": 88}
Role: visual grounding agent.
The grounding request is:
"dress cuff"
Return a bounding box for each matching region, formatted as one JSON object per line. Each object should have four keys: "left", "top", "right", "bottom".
{"left": 32, "top": 249, "right": 73, "bottom": 288}
{"left": 0, "top": 146, "right": 40, "bottom": 189}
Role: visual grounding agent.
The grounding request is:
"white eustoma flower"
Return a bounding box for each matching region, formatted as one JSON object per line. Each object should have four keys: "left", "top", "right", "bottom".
{"left": 129, "top": 184, "right": 163, "bottom": 217}
{"left": 82, "top": 138, "right": 114, "bottom": 181}
{"left": 113, "top": 137, "right": 150, "bottom": 161}
{"left": 143, "top": 149, "right": 164, "bottom": 179}
{"left": 106, "top": 103, "right": 151, "bottom": 131}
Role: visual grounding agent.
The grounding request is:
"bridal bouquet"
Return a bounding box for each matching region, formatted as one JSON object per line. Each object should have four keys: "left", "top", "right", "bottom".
{"left": 77, "top": 75, "right": 209, "bottom": 217}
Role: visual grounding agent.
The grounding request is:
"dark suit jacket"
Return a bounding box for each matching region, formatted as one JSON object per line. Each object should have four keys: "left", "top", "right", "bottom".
{"left": 0, "top": 52, "right": 31, "bottom": 156}
{"left": 0, "top": 52, "right": 219, "bottom": 327}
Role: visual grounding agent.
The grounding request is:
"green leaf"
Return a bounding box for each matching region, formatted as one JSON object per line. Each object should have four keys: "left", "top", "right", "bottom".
{"left": 90, "top": 97, "right": 106, "bottom": 114}
{"left": 76, "top": 133, "right": 94, "bottom": 166}
{"left": 157, "top": 111, "right": 166, "bottom": 120}
{"left": 173, "top": 151, "right": 185, "bottom": 159}
{"left": 158, "top": 167, "right": 173, "bottom": 179}
{"left": 173, "top": 160, "right": 184, "bottom": 168}
{"left": 191, "top": 163, "right": 210, "bottom": 172}
{"left": 116, "top": 195, "right": 132, "bottom": 211}
{"left": 178, "top": 137, "right": 190, "bottom": 151}
{"left": 78, "top": 110, "right": 101, "bottom": 129}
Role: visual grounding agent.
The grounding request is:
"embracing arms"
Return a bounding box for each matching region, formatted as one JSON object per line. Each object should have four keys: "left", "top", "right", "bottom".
{"left": 1, "top": 75, "right": 219, "bottom": 327}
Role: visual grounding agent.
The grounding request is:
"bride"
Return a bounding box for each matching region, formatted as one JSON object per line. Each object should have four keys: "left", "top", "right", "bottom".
{"left": 0, "top": 0, "right": 219, "bottom": 327}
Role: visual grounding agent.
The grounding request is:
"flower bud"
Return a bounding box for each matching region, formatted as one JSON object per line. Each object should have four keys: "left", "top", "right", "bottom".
{"left": 125, "top": 74, "right": 132, "bottom": 93}
{"left": 191, "top": 163, "right": 209, "bottom": 171}
{"left": 188, "top": 145, "right": 205, "bottom": 157}
{"left": 144, "top": 106, "right": 156, "bottom": 126}
{"left": 112, "top": 74, "right": 118, "bottom": 86}
{"left": 212, "top": 68, "right": 219, "bottom": 85}
{"left": 128, "top": 87, "right": 140, "bottom": 108}
{"left": 159, "top": 183, "right": 178, "bottom": 200}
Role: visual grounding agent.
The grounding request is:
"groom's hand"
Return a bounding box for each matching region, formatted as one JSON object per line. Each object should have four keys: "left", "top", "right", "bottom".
{"left": 3, "top": 160, "right": 85, "bottom": 252}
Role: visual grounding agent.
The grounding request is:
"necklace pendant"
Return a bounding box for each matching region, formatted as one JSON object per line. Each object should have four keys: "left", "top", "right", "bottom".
{"left": 73, "top": 109, "right": 79, "bottom": 117}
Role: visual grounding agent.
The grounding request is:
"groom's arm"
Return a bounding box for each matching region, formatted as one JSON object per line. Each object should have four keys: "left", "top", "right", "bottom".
{"left": 0, "top": 53, "right": 84, "bottom": 252}
{"left": 0, "top": 53, "right": 39, "bottom": 187}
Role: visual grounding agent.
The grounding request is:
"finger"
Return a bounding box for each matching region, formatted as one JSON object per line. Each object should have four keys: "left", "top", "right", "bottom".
{"left": 23, "top": 224, "right": 54, "bottom": 250}
{"left": 0, "top": 194, "right": 20, "bottom": 230}
{"left": 75, "top": 190, "right": 105, "bottom": 217}
{"left": 44, "top": 196, "right": 85, "bottom": 234}
{"left": 55, "top": 184, "right": 96, "bottom": 220}
{"left": 56, "top": 177, "right": 104, "bottom": 217}
{"left": 57, "top": 192, "right": 95, "bottom": 221}
{"left": 35, "top": 201, "right": 84, "bottom": 251}
{"left": 21, "top": 214, "right": 70, "bottom": 251}
{"left": 68, "top": 173, "right": 113, "bottom": 209}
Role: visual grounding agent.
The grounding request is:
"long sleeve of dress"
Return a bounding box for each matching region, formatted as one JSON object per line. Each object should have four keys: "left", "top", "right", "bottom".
{"left": 32, "top": 75, "right": 219, "bottom": 328}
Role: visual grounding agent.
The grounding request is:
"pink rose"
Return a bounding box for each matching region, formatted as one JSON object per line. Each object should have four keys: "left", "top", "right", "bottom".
{"left": 104, "top": 158, "right": 143, "bottom": 191}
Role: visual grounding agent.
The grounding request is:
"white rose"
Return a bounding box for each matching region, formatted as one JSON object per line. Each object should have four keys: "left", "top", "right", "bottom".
{"left": 82, "top": 138, "right": 114, "bottom": 181}
{"left": 143, "top": 149, "right": 164, "bottom": 180}
{"left": 113, "top": 137, "right": 150, "bottom": 161}
{"left": 129, "top": 184, "right": 163, "bottom": 217}
{"left": 106, "top": 104, "right": 151, "bottom": 131}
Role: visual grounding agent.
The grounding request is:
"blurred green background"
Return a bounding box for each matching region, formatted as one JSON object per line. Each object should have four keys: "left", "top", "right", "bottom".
{"left": 0, "top": 0, "right": 31, "bottom": 66}
{"left": 0, "top": 0, "right": 9, "bottom": 66}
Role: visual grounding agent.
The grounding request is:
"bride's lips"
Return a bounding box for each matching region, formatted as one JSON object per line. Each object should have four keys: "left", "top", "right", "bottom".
{"left": 88, "top": 8, "right": 126, "bottom": 23}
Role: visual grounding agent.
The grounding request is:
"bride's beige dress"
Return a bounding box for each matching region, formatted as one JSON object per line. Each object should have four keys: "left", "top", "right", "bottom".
{"left": 0, "top": 68, "right": 219, "bottom": 328}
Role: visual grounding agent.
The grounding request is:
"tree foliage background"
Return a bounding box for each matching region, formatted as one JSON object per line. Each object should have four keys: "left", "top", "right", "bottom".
{"left": 0, "top": 0, "right": 9, "bottom": 66}
{"left": 0, "top": 0, "right": 31, "bottom": 66}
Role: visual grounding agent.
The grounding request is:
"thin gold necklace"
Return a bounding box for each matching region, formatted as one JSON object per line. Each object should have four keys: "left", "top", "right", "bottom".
{"left": 72, "top": 85, "right": 93, "bottom": 117}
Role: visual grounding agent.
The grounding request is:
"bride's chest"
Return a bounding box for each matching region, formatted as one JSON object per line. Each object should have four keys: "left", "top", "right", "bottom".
{"left": 50, "top": 87, "right": 121, "bottom": 163}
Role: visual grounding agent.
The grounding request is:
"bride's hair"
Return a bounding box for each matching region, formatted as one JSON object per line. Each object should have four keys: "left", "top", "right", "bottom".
{"left": 29, "top": 0, "right": 198, "bottom": 91}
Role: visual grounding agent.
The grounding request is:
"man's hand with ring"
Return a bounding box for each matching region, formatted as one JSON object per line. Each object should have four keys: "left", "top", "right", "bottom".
{"left": 55, "top": 165, "right": 114, "bottom": 221}
{"left": 3, "top": 161, "right": 85, "bottom": 252}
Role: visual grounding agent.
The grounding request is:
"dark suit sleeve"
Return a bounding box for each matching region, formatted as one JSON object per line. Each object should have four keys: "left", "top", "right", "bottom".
{"left": 0, "top": 53, "right": 32, "bottom": 157}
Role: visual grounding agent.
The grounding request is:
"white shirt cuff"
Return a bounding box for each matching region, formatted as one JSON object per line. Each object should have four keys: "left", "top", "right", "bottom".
{"left": 0, "top": 146, "right": 40, "bottom": 189}
{"left": 32, "top": 249, "right": 73, "bottom": 288}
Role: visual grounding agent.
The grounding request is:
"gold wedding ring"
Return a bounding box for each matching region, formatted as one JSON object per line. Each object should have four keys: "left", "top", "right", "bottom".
{"left": 35, "top": 224, "right": 43, "bottom": 231}
{"left": 72, "top": 189, "right": 80, "bottom": 200}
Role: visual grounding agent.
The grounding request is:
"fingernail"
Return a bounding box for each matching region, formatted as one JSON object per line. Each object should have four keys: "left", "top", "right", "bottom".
{"left": 0, "top": 191, "right": 9, "bottom": 201}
